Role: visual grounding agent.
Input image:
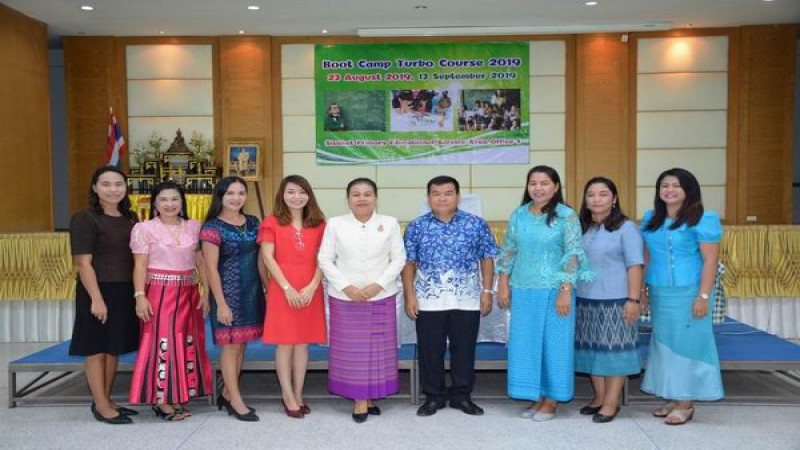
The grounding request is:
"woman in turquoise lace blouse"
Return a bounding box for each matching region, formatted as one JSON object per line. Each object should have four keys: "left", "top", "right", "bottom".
{"left": 641, "top": 168, "right": 724, "bottom": 426}
{"left": 496, "top": 165, "right": 593, "bottom": 422}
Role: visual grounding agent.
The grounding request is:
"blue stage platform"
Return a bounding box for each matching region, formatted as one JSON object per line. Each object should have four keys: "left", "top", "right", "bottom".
{"left": 8, "top": 318, "right": 800, "bottom": 407}
{"left": 7, "top": 338, "right": 417, "bottom": 408}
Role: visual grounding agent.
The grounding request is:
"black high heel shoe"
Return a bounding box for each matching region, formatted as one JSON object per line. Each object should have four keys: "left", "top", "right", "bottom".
{"left": 91, "top": 403, "right": 132, "bottom": 424}
{"left": 217, "top": 393, "right": 229, "bottom": 410}
{"left": 579, "top": 404, "right": 602, "bottom": 415}
{"left": 115, "top": 405, "right": 139, "bottom": 416}
{"left": 225, "top": 402, "right": 260, "bottom": 422}
{"left": 352, "top": 412, "right": 368, "bottom": 423}
{"left": 151, "top": 405, "right": 185, "bottom": 421}
{"left": 218, "top": 393, "right": 256, "bottom": 413}
{"left": 592, "top": 407, "right": 621, "bottom": 423}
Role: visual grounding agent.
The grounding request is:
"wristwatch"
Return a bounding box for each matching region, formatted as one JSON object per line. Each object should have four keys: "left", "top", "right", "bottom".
{"left": 133, "top": 291, "right": 145, "bottom": 299}
{"left": 699, "top": 293, "right": 710, "bottom": 300}
{"left": 281, "top": 284, "right": 290, "bottom": 291}
{"left": 627, "top": 298, "right": 641, "bottom": 304}
{"left": 481, "top": 288, "right": 494, "bottom": 294}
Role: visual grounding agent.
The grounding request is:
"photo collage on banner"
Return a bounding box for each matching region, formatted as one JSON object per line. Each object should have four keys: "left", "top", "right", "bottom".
{"left": 315, "top": 42, "right": 530, "bottom": 165}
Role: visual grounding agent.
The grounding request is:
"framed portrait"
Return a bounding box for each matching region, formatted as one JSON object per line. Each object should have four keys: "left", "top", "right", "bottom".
{"left": 224, "top": 142, "right": 261, "bottom": 181}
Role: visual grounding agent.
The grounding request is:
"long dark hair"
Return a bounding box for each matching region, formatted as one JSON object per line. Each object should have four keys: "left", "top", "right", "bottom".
{"left": 579, "top": 177, "right": 628, "bottom": 234}
{"left": 204, "top": 176, "right": 247, "bottom": 223}
{"left": 273, "top": 175, "right": 325, "bottom": 227}
{"left": 88, "top": 165, "right": 137, "bottom": 221}
{"left": 643, "top": 168, "right": 704, "bottom": 232}
{"left": 521, "top": 165, "right": 564, "bottom": 226}
{"left": 149, "top": 181, "right": 189, "bottom": 220}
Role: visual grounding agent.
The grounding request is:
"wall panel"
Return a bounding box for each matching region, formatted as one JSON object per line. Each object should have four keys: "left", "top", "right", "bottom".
{"left": 219, "top": 36, "right": 273, "bottom": 215}
{"left": 737, "top": 25, "right": 797, "bottom": 224}
{"left": 0, "top": 4, "right": 52, "bottom": 231}
{"left": 575, "top": 34, "right": 631, "bottom": 213}
{"left": 64, "top": 36, "right": 123, "bottom": 216}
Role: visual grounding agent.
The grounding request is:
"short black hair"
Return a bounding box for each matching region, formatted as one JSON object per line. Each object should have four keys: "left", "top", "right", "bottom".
{"left": 346, "top": 177, "right": 378, "bottom": 197}
{"left": 427, "top": 175, "right": 460, "bottom": 194}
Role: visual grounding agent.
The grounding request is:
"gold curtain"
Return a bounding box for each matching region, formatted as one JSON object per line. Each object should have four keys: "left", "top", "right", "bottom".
{"left": 0, "top": 233, "right": 75, "bottom": 301}
{"left": 1, "top": 224, "right": 799, "bottom": 301}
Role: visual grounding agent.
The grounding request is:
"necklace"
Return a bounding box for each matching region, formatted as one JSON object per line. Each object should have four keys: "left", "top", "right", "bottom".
{"left": 160, "top": 218, "right": 183, "bottom": 245}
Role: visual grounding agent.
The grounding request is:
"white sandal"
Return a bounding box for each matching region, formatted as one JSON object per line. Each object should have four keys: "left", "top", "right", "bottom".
{"left": 664, "top": 407, "right": 694, "bottom": 425}
{"left": 652, "top": 401, "right": 677, "bottom": 418}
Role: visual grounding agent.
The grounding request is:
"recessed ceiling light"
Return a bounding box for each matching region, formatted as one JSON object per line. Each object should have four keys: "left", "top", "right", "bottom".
{"left": 322, "top": 29, "right": 329, "bottom": 34}
{"left": 414, "top": 5, "right": 427, "bottom": 9}
{"left": 159, "top": 30, "right": 165, "bottom": 34}
{"left": 247, "top": 5, "right": 260, "bottom": 10}
{"left": 585, "top": 1, "right": 598, "bottom": 5}
{"left": 80, "top": 5, "right": 94, "bottom": 11}
{"left": 762, "top": 0, "right": 775, "bottom": 2}
{"left": 238, "top": 30, "right": 245, "bottom": 34}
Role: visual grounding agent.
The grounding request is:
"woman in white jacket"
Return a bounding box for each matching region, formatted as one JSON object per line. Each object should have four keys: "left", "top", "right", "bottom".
{"left": 318, "top": 177, "right": 406, "bottom": 423}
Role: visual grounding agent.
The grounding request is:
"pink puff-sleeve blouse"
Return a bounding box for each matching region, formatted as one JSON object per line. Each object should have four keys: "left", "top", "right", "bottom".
{"left": 130, "top": 218, "right": 201, "bottom": 271}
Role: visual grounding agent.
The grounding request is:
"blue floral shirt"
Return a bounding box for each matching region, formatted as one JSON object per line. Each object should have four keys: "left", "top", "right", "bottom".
{"left": 404, "top": 209, "right": 498, "bottom": 311}
{"left": 496, "top": 203, "right": 594, "bottom": 289}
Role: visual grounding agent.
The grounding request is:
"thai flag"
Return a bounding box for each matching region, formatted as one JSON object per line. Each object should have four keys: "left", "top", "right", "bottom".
{"left": 105, "top": 109, "right": 126, "bottom": 169}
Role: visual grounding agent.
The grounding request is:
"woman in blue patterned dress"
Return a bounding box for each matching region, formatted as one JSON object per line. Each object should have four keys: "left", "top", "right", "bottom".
{"left": 640, "top": 168, "right": 723, "bottom": 425}
{"left": 496, "top": 165, "right": 593, "bottom": 422}
{"left": 200, "top": 176, "right": 266, "bottom": 422}
{"left": 574, "top": 177, "right": 643, "bottom": 423}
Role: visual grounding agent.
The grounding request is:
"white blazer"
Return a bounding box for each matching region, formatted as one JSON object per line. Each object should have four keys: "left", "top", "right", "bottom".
{"left": 318, "top": 212, "right": 406, "bottom": 301}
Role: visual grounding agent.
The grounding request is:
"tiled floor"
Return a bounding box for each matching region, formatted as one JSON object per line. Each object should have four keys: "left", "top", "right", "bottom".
{"left": 3, "top": 342, "right": 800, "bottom": 450}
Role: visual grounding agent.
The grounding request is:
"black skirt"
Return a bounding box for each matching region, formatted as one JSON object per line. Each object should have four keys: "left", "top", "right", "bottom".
{"left": 69, "top": 281, "right": 140, "bottom": 356}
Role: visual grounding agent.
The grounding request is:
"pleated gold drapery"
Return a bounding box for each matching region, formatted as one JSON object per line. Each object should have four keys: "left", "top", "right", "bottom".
{"left": 1, "top": 225, "right": 798, "bottom": 301}
{"left": 722, "top": 225, "right": 800, "bottom": 298}
{"left": 0, "top": 233, "right": 75, "bottom": 301}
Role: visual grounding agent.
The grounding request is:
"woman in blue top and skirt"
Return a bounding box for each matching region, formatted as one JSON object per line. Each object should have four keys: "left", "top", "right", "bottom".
{"left": 574, "top": 177, "right": 643, "bottom": 423}
{"left": 640, "top": 168, "right": 724, "bottom": 425}
{"left": 496, "top": 166, "right": 593, "bottom": 422}
{"left": 200, "top": 176, "right": 265, "bottom": 422}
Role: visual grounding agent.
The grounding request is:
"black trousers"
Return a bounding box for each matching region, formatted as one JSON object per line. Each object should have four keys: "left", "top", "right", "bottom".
{"left": 416, "top": 309, "right": 481, "bottom": 404}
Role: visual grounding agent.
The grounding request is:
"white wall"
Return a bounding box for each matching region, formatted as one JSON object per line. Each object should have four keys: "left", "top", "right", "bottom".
{"left": 636, "top": 36, "right": 729, "bottom": 218}
{"left": 281, "top": 42, "right": 567, "bottom": 222}
{"left": 126, "top": 45, "right": 214, "bottom": 160}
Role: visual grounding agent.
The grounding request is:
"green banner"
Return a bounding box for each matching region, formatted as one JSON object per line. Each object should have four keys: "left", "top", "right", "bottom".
{"left": 315, "top": 42, "right": 529, "bottom": 164}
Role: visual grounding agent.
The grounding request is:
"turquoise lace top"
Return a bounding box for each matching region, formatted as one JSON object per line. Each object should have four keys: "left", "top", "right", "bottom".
{"left": 496, "top": 203, "right": 594, "bottom": 289}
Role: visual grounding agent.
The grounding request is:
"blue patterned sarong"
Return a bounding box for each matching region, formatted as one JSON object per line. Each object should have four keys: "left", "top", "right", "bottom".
{"left": 574, "top": 297, "right": 641, "bottom": 376}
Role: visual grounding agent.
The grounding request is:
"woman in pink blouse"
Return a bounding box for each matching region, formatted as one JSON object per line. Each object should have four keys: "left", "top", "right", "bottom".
{"left": 129, "top": 182, "right": 212, "bottom": 421}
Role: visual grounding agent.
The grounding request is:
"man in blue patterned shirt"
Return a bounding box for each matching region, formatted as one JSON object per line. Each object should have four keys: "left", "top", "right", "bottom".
{"left": 402, "top": 175, "right": 498, "bottom": 417}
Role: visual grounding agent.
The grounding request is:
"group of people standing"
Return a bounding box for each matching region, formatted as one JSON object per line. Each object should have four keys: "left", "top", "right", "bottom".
{"left": 69, "top": 163, "right": 723, "bottom": 427}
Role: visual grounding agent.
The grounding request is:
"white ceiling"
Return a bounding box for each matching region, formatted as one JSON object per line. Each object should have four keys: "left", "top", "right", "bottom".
{"left": 3, "top": 0, "right": 799, "bottom": 45}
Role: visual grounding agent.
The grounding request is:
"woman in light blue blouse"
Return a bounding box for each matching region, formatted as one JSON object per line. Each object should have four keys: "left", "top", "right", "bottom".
{"left": 641, "top": 168, "right": 724, "bottom": 426}
{"left": 575, "top": 177, "right": 643, "bottom": 423}
{"left": 496, "top": 165, "right": 593, "bottom": 422}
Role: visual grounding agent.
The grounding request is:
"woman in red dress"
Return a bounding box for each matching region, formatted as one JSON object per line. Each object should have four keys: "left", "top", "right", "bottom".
{"left": 258, "top": 175, "right": 326, "bottom": 418}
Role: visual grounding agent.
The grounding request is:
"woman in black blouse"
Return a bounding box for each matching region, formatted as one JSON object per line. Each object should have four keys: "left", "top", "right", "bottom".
{"left": 69, "top": 166, "right": 140, "bottom": 424}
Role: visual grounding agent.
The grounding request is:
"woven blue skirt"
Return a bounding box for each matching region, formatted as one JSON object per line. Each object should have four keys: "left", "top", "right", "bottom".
{"left": 507, "top": 288, "right": 575, "bottom": 402}
{"left": 574, "top": 297, "right": 641, "bottom": 377}
{"left": 641, "top": 285, "right": 724, "bottom": 401}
